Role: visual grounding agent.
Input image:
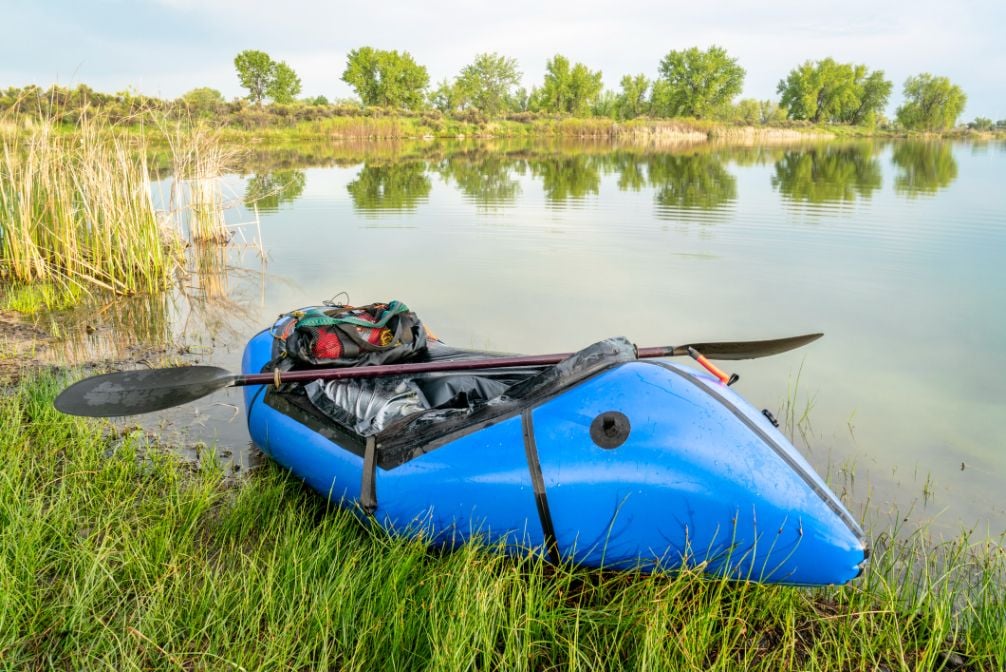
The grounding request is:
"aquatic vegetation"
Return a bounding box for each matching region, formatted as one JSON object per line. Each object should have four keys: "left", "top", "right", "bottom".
{"left": 162, "top": 122, "right": 240, "bottom": 243}
{"left": 0, "top": 111, "right": 248, "bottom": 312}
{"left": 0, "top": 115, "right": 180, "bottom": 305}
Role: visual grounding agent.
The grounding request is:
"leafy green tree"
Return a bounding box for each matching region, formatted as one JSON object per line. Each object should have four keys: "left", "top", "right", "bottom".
{"left": 654, "top": 46, "right": 744, "bottom": 118}
{"left": 180, "top": 87, "right": 225, "bottom": 117}
{"left": 341, "top": 47, "right": 382, "bottom": 106}
{"left": 891, "top": 142, "right": 958, "bottom": 196}
{"left": 511, "top": 87, "right": 530, "bottom": 113}
{"left": 649, "top": 79, "right": 671, "bottom": 117}
{"left": 760, "top": 100, "right": 788, "bottom": 124}
{"left": 234, "top": 50, "right": 303, "bottom": 105}
{"left": 532, "top": 55, "right": 603, "bottom": 115}
{"left": 895, "top": 74, "right": 967, "bottom": 131}
{"left": 454, "top": 53, "right": 522, "bottom": 116}
{"left": 267, "top": 61, "right": 302, "bottom": 104}
{"left": 617, "top": 74, "right": 650, "bottom": 119}
{"left": 429, "top": 79, "right": 461, "bottom": 114}
{"left": 733, "top": 98, "right": 762, "bottom": 125}
{"left": 563, "top": 61, "right": 604, "bottom": 116}
{"left": 591, "top": 90, "right": 619, "bottom": 118}
{"left": 778, "top": 59, "right": 844, "bottom": 122}
{"left": 777, "top": 59, "right": 890, "bottom": 124}
{"left": 342, "top": 47, "right": 429, "bottom": 110}
{"left": 234, "top": 50, "right": 275, "bottom": 105}
{"left": 849, "top": 70, "right": 892, "bottom": 126}
{"left": 969, "top": 117, "right": 993, "bottom": 131}
{"left": 716, "top": 99, "right": 769, "bottom": 125}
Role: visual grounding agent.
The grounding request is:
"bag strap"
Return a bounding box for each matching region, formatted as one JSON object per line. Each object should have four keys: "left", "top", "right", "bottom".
{"left": 297, "top": 300, "right": 410, "bottom": 330}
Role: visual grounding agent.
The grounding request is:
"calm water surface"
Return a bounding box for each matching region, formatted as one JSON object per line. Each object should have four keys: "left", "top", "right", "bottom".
{"left": 112, "top": 139, "right": 1005, "bottom": 535}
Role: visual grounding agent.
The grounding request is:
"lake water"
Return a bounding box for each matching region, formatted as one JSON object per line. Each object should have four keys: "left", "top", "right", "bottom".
{"left": 82, "top": 138, "right": 1006, "bottom": 536}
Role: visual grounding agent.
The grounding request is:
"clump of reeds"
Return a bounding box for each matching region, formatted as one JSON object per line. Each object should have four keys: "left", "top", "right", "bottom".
{"left": 162, "top": 123, "right": 239, "bottom": 244}
{"left": 0, "top": 112, "right": 181, "bottom": 306}
{"left": 317, "top": 115, "right": 414, "bottom": 139}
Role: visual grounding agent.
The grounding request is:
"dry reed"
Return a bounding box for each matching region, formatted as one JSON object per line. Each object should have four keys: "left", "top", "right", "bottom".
{"left": 162, "top": 123, "right": 239, "bottom": 243}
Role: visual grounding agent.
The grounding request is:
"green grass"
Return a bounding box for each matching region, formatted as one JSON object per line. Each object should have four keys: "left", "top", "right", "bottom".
{"left": 1, "top": 373, "right": 1004, "bottom": 670}
{"left": 0, "top": 281, "right": 84, "bottom": 314}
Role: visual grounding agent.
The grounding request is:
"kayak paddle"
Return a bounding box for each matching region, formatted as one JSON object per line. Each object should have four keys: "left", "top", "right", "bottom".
{"left": 53, "top": 333, "right": 821, "bottom": 417}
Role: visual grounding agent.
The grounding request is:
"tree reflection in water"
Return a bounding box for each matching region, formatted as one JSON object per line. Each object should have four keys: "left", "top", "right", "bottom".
{"left": 647, "top": 154, "right": 737, "bottom": 216}
{"left": 346, "top": 162, "right": 432, "bottom": 213}
{"left": 891, "top": 141, "right": 958, "bottom": 197}
{"left": 530, "top": 155, "right": 601, "bottom": 203}
{"left": 243, "top": 170, "right": 307, "bottom": 212}
{"left": 771, "top": 143, "right": 882, "bottom": 205}
{"left": 434, "top": 154, "right": 522, "bottom": 210}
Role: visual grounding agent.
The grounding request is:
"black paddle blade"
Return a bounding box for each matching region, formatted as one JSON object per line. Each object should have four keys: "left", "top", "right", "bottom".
{"left": 668, "top": 333, "right": 823, "bottom": 360}
{"left": 54, "top": 366, "right": 237, "bottom": 417}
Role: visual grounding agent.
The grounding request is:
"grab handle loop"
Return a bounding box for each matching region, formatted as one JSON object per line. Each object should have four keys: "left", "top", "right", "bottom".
{"left": 687, "top": 347, "right": 738, "bottom": 386}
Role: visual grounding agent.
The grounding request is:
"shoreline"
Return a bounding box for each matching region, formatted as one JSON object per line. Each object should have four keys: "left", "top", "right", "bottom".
{"left": 212, "top": 115, "right": 1003, "bottom": 145}
{"left": 8, "top": 108, "right": 1003, "bottom": 147}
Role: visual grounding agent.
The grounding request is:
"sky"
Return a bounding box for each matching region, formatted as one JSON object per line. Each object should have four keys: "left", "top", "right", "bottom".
{"left": 2, "top": 0, "right": 1004, "bottom": 120}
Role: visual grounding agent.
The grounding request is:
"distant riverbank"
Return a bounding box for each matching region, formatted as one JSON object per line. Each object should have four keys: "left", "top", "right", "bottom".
{"left": 7, "top": 102, "right": 1003, "bottom": 150}
{"left": 206, "top": 112, "right": 1004, "bottom": 146}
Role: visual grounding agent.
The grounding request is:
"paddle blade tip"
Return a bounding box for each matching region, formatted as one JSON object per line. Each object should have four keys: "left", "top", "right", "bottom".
{"left": 52, "top": 366, "right": 235, "bottom": 417}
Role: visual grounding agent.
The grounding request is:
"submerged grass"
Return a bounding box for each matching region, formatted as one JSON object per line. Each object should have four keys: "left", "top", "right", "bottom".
{"left": 1, "top": 374, "right": 1004, "bottom": 670}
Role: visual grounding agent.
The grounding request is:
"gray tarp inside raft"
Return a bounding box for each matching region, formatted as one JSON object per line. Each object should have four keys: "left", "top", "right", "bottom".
{"left": 302, "top": 337, "right": 637, "bottom": 438}
{"left": 304, "top": 375, "right": 511, "bottom": 437}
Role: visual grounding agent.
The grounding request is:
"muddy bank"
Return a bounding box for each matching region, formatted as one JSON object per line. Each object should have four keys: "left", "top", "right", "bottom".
{"left": 0, "top": 311, "right": 50, "bottom": 384}
{"left": 0, "top": 308, "right": 186, "bottom": 384}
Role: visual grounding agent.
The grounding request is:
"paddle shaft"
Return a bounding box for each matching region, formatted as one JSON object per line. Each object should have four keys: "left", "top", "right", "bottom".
{"left": 234, "top": 346, "right": 686, "bottom": 387}
{"left": 235, "top": 333, "right": 822, "bottom": 387}
{"left": 53, "top": 333, "right": 821, "bottom": 417}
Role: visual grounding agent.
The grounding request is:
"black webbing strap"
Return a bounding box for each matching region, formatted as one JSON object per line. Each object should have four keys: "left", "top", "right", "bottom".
{"left": 360, "top": 436, "right": 378, "bottom": 515}
{"left": 521, "top": 409, "right": 561, "bottom": 565}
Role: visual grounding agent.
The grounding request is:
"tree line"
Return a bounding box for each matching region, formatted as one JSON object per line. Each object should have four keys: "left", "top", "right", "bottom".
{"left": 229, "top": 46, "right": 985, "bottom": 132}
{"left": 1, "top": 47, "right": 995, "bottom": 133}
